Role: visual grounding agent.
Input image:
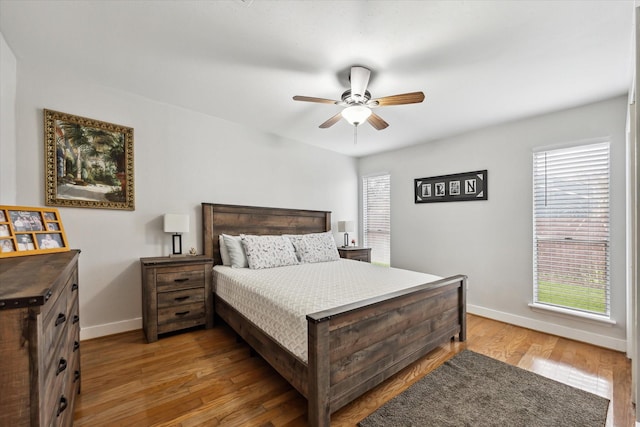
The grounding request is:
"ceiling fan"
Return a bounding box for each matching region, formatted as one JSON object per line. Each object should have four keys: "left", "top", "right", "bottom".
{"left": 293, "top": 66, "right": 425, "bottom": 131}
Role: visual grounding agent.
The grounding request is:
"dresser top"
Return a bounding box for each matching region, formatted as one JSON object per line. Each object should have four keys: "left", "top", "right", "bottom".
{"left": 0, "top": 250, "right": 80, "bottom": 309}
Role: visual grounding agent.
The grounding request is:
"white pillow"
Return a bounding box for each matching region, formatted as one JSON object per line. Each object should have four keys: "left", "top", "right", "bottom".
{"left": 222, "top": 234, "right": 248, "bottom": 268}
{"left": 283, "top": 234, "right": 304, "bottom": 261}
{"left": 240, "top": 234, "right": 299, "bottom": 269}
{"left": 218, "top": 235, "right": 231, "bottom": 266}
{"left": 290, "top": 231, "right": 340, "bottom": 264}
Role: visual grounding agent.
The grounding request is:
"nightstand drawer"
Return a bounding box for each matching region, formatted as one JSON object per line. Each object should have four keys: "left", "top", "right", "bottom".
{"left": 158, "top": 288, "right": 204, "bottom": 308}
{"left": 157, "top": 302, "right": 206, "bottom": 333}
{"left": 338, "top": 247, "right": 371, "bottom": 263}
{"left": 348, "top": 253, "right": 370, "bottom": 262}
{"left": 156, "top": 267, "right": 204, "bottom": 292}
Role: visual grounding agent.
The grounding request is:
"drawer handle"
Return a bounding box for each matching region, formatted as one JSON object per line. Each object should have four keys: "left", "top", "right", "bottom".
{"left": 56, "top": 396, "right": 68, "bottom": 417}
{"left": 174, "top": 278, "right": 189, "bottom": 283}
{"left": 174, "top": 296, "right": 190, "bottom": 302}
{"left": 175, "top": 310, "right": 190, "bottom": 317}
{"left": 74, "top": 370, "right": 81, "bottom": 383}
{"left": 72, "top": 315, "right": 80, "bottom": 324}
{"left": 73, "top": 341, "right": 80, "bottom": 352}
{"left": 55, "top": 313, "right": 66, "bottom": 327}
{"left": 56, "top": 358, "right": 67, "bottom": 375}
{"left": 71, "top": 283, "right": 78, "bottom": 292}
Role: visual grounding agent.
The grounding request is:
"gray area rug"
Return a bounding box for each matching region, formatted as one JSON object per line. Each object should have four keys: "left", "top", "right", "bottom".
{"left": 359, "top": 350, "right": 609, "bottom": 427}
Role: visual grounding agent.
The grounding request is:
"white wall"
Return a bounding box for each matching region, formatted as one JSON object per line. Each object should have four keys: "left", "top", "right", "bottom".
{"left": 0, "top": 31, "right": 17, "bottom": 204}
{"left": 12, "top": 64, "right": 358, "bottom": 339}
{"left": 359, "top": 95, "right": 629, "bottom": 351}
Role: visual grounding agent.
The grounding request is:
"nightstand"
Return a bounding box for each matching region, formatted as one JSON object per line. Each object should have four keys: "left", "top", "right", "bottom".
{"left": 337, "top": 247, "right": 371, "bottom": 263}
{"left": 140, "top": 255, "right": 213, "bottom": 343}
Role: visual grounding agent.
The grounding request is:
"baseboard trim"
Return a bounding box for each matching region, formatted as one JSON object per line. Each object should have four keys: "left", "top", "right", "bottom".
{"left": 80, "top": 317, "right": 142, "bottom": 341}
{"left": 81, "top": 309, "right": 626, "bottom": 352}
{"left": 468, "top": 305, "right": 627, "bottom": 352}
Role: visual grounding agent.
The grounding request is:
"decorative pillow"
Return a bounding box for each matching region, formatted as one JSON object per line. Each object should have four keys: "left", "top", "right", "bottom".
{"left": 222, "top": 234, "right": 248, "bottom": 268}
{"left": 240, "top": 234, "right": 299, "bottom": 269}
{"left": 291, "top": 231, "right": 340, "bottom": 264}
{"left": 218, "top": 235, "right": 231, "bottom": 266}
{"left": 283, "top": 234, "right": 304, "bottom": 261}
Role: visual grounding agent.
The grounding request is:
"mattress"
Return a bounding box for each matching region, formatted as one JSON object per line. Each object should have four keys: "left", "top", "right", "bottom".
{"left": 213, "top": 259, "right": 442, "bottom": 362}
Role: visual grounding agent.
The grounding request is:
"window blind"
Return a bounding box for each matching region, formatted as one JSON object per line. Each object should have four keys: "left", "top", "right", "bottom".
{"left": 363, "top": 174, "right": 390, "bottom": 266}
{"left": 532, "top": 141, "right": 610, "bottom": 316}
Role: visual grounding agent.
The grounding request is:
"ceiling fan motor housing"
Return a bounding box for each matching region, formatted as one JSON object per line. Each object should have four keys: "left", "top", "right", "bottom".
{"left": 341, "top": 89, "right": 372, "bottom": 105}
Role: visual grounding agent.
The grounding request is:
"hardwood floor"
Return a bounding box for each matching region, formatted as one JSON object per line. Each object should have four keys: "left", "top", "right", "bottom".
{"left": 74, "top": 314, "right": 635, "bottom": 426}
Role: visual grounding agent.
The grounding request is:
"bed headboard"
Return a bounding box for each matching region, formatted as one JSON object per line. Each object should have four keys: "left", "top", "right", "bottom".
{"left": 201, "top": 203, "right": 331, "bottom": 265}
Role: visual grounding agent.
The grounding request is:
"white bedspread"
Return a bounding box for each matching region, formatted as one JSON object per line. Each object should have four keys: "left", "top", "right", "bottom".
{"left": 213, "top": 259, "right": 441, "bottom": 362}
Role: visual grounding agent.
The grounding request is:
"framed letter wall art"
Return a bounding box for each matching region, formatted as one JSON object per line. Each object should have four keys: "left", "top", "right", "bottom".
{"left": 415, "top": 170, "right": 488, "bottom": 204}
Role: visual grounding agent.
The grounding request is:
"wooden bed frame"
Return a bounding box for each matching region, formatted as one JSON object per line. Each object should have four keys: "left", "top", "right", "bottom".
{"left": 202, "top": 203, "right": 466, "bottom": 427}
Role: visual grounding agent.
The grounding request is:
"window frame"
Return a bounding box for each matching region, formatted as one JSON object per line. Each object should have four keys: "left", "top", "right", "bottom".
{"left": 531, "top": 139, "right": 611, "bottom": 320}
{"left": 362, "top": 173, "right": 391, "bottom": 266}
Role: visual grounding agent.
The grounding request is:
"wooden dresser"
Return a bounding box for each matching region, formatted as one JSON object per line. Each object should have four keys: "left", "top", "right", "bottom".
{"left": 0, "top": 250, "right": 81, "bottom": 427}
{"left": 140, "top": 256, "right": 213, "bottom": 343}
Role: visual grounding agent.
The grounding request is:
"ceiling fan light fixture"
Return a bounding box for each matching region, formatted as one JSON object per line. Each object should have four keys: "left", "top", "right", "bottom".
{"left": 341, "top": 105, "right": 372, "bottom": 126}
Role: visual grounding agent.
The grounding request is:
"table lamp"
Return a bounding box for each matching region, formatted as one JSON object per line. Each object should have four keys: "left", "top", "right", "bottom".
{"left": 164, "top": 214, "right": 189, "bottom": 256}
{"left": 338, "top": 220, "right": 355, "bottom": 248}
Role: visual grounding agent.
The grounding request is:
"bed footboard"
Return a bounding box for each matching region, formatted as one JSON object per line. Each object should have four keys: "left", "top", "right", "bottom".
{"left": 306, "top": 274, "right": 467, "bottom": 427}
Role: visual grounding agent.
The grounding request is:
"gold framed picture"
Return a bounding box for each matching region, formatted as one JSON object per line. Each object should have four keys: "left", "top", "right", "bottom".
{"left": 44, "top": 109, "right": 135, "bottom": 210}
{"left": 0, "top": 205, "right": 70, "bottom": 258}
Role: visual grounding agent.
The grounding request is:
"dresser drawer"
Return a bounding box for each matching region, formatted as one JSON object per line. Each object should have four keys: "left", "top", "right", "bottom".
{"left": 42, "top": 291, "right": 68, "bottom": 362}
{"left": 66, "top": 297, "right": 81, "bottom": 356}
{"left": 67, "top": 271, "right": 79, "bottom": 306}
{"left": 44, "top": 321, "right": 79, "bottom": 427}
{"left": 49, "top": 392, "right": 72, "bottom": 427}
{"left": 60, "top": 356, "right": 81, "bottom": 427}
{"left": 156, "top": 266, "right": 204, "bottom": 292}
{"left": 43, "top": 351, "right": 71, "bottom": 427}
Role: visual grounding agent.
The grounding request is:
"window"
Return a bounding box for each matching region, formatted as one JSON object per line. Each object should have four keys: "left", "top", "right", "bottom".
{"left": 363, "top": 173, "right": 390, "bottom": 266}
{"left": 532, "top": 141, "right": 610, "bottom": 317}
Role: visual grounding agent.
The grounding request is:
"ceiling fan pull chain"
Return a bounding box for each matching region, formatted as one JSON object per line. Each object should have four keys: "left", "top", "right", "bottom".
{"left": 353, "top": 125, "right": 358, "bottom": 145}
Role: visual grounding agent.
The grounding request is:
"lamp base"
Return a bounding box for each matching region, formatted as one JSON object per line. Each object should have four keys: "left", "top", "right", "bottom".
{"left": 343, "top": 232, "right": 349, "bottom": 248}
{"left": 172, "top": 234, "right": 183, "bottom": 256}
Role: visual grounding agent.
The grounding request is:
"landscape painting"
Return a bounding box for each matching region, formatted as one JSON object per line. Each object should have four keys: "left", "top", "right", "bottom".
{"left": 44, "top": 109, "right": 135, "bottom": 210}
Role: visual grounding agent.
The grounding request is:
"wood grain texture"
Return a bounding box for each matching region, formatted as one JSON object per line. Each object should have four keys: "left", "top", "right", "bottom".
{"left": 337, "top": 247, "right": 371, "bottom": 262}
{"left": 201, "top": 203, "right": 331, "bottom": 264}
{"left": 140, "top": 257, "right": 214, "bottom": 343}
{"left": 72, "top": 314, "right": 634, "bottom": 426}
{"left": 202, "top": 203, "right": 465, "bottom": 427}
{"left": 0, "top": 250, "right": 79, "bottom": 307}
{"left": 0, "top": 251, "right": 81, "bottom": 426}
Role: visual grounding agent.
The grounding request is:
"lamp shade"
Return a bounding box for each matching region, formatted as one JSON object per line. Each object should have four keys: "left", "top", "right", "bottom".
{"left": 341, "top": 105, "right": 372, "bottom": 125}
{"left": 164, "top": 214, "right": 189, "bottom": 233}
{"left": 338, "top": 220, "right": 355, "bottom": 233}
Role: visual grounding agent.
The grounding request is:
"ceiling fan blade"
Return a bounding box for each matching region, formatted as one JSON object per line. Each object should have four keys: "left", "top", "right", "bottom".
{"left": 371, "top": 91, "right": 425, "bottom": 107}
{"left": 350, "top": 66, "right": 371, "bottom": 99}
{"left": 319, "top": 112, "right": 343, "bottom": 128}
{"left": 293, "top": 95, "right": 339, "bottom": 104}
{"left": 367, "top": 112, "right": 389, "bottom": 130}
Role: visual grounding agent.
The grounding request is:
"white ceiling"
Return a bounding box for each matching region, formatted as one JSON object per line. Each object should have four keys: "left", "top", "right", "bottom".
{"left": 0, "top": 0, "right": 635, "bottom": 157}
